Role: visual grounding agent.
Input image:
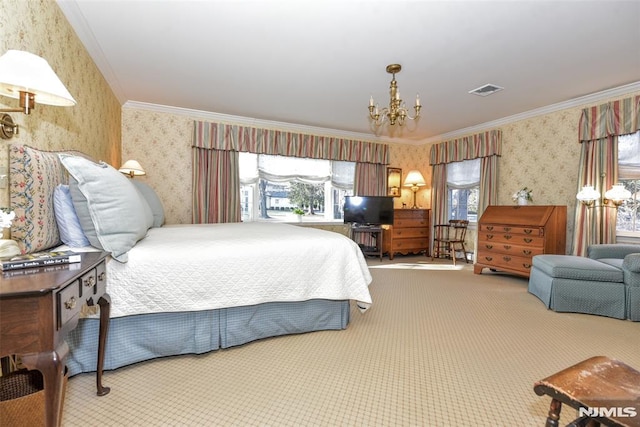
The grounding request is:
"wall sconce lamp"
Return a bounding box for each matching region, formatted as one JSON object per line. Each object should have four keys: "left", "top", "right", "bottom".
{"left": 0, "top": 50, "right": 76, "bottom": 139}
{"left": 577, "top": 183, "right": 631, "bottom": 246}
{"left": 118, "top": 160, "right": 146, "bottom": 178}
{"left": 403, "top": 170, "right": 426, "bottom": 209}
{"left": 576, "top": 184, "right": 631, "bottom": 208}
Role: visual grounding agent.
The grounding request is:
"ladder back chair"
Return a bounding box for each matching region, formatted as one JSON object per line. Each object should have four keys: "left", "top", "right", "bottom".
{"left": 432, "top": 220, "right": 469, "bottom": 265}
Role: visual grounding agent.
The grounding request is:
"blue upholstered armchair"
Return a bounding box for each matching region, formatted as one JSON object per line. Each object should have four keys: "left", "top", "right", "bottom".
{"left": 587, "top": 244, "right": 640, "bottom": 321}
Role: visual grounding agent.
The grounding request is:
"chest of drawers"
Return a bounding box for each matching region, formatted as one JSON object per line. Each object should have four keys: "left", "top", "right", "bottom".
{"left": 382, "top": 209, "right": 430, "bottom": 259}
{"left": 474, "top": 205, "right": 566, "bottom": 277}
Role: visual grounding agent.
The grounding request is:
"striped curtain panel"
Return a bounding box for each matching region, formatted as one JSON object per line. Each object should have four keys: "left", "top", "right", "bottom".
{"left": 353, "top": 162, "right": 387, "bottom": 196}
{"left": 192, "top": 147, "right": 241, "bottom": 224}
{"left": 573, "top": 95, "right": 640, "bottom": 255}
{"left": 192, "top": 121, "right": 389, "bottom": 223}
{"left": 429, "top": 163, "right": 447, "bottom": 253}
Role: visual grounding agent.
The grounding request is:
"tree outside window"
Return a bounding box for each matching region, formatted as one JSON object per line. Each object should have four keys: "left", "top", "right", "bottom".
{"left": 239, "top": 152, "right": 354, "bottom": 223}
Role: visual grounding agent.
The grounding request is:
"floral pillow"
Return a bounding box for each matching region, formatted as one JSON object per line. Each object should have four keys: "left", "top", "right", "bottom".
{"left": 9, "top": 145, "right": 69, "bottom": 254}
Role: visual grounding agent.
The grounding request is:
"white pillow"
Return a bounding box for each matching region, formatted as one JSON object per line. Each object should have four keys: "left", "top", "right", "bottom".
{"left": 53, "top": 184, "right": 91, "bottom": 247}
{"left": 59, "top": 154, "right": 153, "bottom": 262}
{"left": 131, "top": 180, "right": 165, "bottom": 227}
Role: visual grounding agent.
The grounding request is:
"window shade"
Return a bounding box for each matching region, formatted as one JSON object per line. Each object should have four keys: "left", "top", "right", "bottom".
{"left": 447, "top": 158, "right": 480, "bottom": 188}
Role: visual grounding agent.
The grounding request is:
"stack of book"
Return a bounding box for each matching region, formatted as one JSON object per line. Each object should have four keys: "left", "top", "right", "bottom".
{"left": 0, "top": 250, "right": 82, "bottom": 271}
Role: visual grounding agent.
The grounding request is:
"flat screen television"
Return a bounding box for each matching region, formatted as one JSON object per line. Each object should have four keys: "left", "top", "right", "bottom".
{"left": 343, "top": 196, "right": 394, "bottom": 225}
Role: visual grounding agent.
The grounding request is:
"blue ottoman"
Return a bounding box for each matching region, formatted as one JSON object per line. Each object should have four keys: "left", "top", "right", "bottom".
{"left": 528, "top": 254, "right": 627, "bottom": 319}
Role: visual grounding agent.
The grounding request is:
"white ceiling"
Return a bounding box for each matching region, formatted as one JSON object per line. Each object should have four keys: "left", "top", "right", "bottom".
{"left": 57, "top": 0, "right": 640, "bottom": 144}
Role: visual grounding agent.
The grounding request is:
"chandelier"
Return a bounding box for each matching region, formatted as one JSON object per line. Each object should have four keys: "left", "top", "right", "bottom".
{"left": 368, "top": 64, "right": 421, "bottom": 127}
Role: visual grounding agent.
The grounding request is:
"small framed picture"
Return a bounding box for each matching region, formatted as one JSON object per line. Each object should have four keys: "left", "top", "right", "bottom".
{"left": 387, "top": 167, "right": 402, "bottom": 197}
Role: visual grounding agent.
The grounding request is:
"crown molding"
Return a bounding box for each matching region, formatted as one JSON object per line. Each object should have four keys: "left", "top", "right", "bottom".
{"left": 124, "top": 82, "right": 640, "bottom": 147}
{"left": 123, "top": 101, "right": 407, "bottom": 144}
{"left": 420, "top": 81, "right": 640, "bottom": 144}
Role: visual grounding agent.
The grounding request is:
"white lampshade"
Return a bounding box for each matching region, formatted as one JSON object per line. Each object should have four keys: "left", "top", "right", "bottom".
{"left": 576, "top": 185, "right": 600, "bottom": 203}
{"left": 604, "top": 184, "right": 631, "bottom": 205}
{"left": 403, "top": 170, "right": 426, "bottom": 187}
{"left": 0, "top": 50, "right": 76, "bottom": 107}
{"left": 119, "top": 160, "right": 146, "bottom": 177}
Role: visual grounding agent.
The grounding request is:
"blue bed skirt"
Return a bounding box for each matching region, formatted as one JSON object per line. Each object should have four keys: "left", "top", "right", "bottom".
{"left": 66, "top": 299, "right": 350, "bottom": 376}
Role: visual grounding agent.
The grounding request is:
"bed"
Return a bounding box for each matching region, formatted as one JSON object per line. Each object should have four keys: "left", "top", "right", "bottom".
{"left": 8, "top": 144, "right": 372, "bottom": 376}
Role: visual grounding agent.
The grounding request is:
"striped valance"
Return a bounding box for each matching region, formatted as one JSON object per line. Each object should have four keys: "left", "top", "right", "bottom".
{"left": 429, "top": 129, "right": 502, "bottom": 165}
{"left": 193, "top": 121, "right": 389, "bottom": 164}
{"left": 579, "top": 95, "right": 640, "bottom": 142}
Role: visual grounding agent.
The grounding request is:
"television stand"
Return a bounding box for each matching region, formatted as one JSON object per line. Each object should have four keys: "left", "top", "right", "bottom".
{"left": 350, "top": 224, "right": 383, "bottom": 261}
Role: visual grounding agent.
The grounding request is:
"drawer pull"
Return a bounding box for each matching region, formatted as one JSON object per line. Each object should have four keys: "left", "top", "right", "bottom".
{"left": 485, "top": 244, "right": 493, "bottom": 249}
{"left": 523, "top": 250, "right": 532, "bottom": 255}
{"left": 524, "top": 229, "right": 533, "bottom": 234}
{"left": 524, "top": 238, "right": 533, "bottom": 243}
{"left": 503, "top": 227, "right": 511, "bottom": 232}
{"left": 486, "top": 226, "right": 494, "bottom": 231}
{"left": 503, "top": 245, "right": 511, "bottom": 250}
{"left": 64, "top": 296, "right": 77, "bottom": 310}
{"left": 486, "top": 234, "right": 494, "bottom": 240}
{"left": 523, "top": 263, "right": 532, "bottom": 269}
{"left": 84, "top": 276, "right": 96, "bottom": 287}
{"left": 98, "top": 272, "right": 106, "bottom": 281}
{"left": 485, "top": 256, "right": 493, "bottom": 261}
{"left": 503, "top": 256, "right": 512, "bottom": 262}
{"left": 504, "top": 234, "right": 512, "bottom": 240}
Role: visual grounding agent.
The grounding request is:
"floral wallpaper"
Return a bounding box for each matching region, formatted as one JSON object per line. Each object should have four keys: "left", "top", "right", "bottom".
{"left": 388, "top": 143, "right": 431, "bottom": 210}
{"left": 0, "top": 0, "right": 121, "bottom": 208}
{"left": 121, "top": 108, "right": 193, "bottom": 224}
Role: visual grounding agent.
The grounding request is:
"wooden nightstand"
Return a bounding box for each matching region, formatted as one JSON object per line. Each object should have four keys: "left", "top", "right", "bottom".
{"left": 0, "top": 251, "right": 111, "bottom": 427}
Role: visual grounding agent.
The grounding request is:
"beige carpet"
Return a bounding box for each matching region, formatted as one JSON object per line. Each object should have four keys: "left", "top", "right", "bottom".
{"left": 61, "top": 256, "right": 640, "bottom": 426}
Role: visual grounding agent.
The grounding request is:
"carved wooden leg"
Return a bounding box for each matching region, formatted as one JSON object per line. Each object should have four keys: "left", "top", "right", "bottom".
{"left": 21, "top": 343, "right": 68, "bottom": 427}
{"left": 545, "top": 398, "right": 562, "bottom": 427}
{"left": 96, "top": 294, "right": 111, "bottom": 396}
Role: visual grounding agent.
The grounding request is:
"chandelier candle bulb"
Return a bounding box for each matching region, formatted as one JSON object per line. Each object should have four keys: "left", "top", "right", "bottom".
{"left": 416, "top": 94, "right": 420, "bottom": 106}
{"left": 369, "top": 96, "right": 374, "bottom": 106}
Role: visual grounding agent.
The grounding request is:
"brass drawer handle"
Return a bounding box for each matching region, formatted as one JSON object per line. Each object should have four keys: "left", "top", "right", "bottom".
{"left": 504, "top": 235, "right": 512, "bottom": 240}
{"left": 523, "top": 250, "right": 532, "bottom": 255}
{"left": 84, "top": 276, "right": 96, "bottom": 287}
{"left": 64, "top": 296, "right": 77, "bottom": 310}
{"left": 486, "top": 234, "right": 494, "bottom": 240}
{"left": 503, "top": 227, "right": 511, "bottom": 232}
{"left": 524, "top": 238, "right": 533, "bottom": 243}
{"left": 503, "top": 256, "right": 512, "bottom": 262}
{"left": 485, "top": 244, "right": 493, "bottom": 249}
{"left": 504, "top": 245, "right": 511, "bottom": 250}
{"left": 486, "top": 226, "right": 494, "bottom": 231}
{"left": 524, "top": 229, "right": 533, "bottom": 234}
{"left": 523, "top": 263, "right": 532, "bottom": 269}
{"left": 485, "top": 256, "right": 493, "bottom": 261}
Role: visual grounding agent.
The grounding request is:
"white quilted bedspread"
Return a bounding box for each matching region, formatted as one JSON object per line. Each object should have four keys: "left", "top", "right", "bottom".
{"left": 104, "top": 223, "right": 372, "bottom": 318}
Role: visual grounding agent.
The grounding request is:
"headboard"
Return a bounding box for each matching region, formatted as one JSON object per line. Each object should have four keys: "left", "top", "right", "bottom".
{"left": 9, "top": 144, "right": 84, "bottom": 254}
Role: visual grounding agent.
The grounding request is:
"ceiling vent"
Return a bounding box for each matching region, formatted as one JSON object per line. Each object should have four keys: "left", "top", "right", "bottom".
{"left": 469, "top": 84, "right": 504, "bottom": 97}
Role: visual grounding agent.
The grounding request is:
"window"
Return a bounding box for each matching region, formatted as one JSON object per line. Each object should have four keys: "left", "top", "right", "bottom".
{"left": 446, "top": 158, "right": 480, "bottom": 222}
{"left": 239, "top": 153, "right": 355, "bottom": 223}
{"left": 616, "top": 131, "right": 640, "bottom": 234}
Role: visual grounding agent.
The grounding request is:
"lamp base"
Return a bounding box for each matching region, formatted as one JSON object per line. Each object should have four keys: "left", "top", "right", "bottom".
{"left": 411, "top": 189, "right": 419, "bottom": 209}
